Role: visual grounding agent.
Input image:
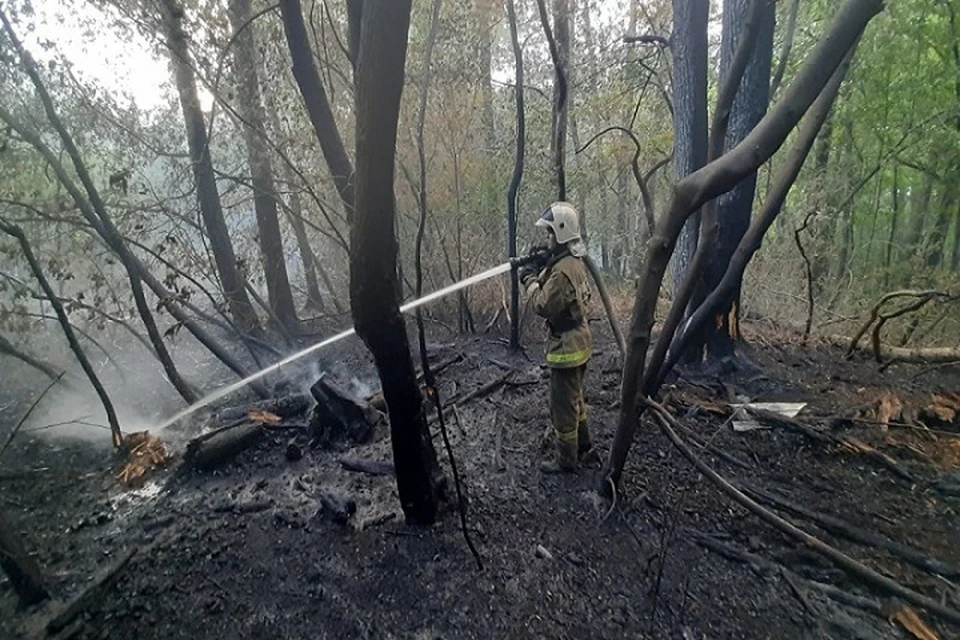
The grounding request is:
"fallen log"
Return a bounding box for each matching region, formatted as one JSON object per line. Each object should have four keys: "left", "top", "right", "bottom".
{"left": 185, "top": 422, "right": 264, "bottom": 471}
{"left": 742, "top": 485, "right": 960, "bottom": 579}
{"left": 218, "top": 393, "right": 312, "bottom": 422}
{"left": 828, "top": 334, "right": 960, "bottom": 365}
{"left": 0, "top": 510, "right": 49, "bottom": 607}
{"left": 47, "top": 547, "right": 139, "bottom": 633}
{"left": 648, "top": 399, "right": 960, "bottom": 628}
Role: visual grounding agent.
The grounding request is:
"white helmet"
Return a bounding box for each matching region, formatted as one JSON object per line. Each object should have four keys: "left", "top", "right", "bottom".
{"left": 535, "top": 201, "right": 581, "bottom": 245}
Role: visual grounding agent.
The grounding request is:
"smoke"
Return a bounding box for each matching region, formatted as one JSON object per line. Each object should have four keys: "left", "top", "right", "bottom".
{"left": 10, "top": 325, "right": 241, "bottom": 448}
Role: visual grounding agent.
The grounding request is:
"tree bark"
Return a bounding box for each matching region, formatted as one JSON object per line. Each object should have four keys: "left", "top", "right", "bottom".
{"left": 602, "top": 0, "right": 884, "bottom": 490}
{"left": 506, "top": 0, "right": 525, "bottom": 351}
{"left": 648, "top": 0, "right": 768, "bottom": 377}
{"left": 229, "top": 0, "right": 298, "bottom": 331}
{"left": 280, "top": 0, "right": 355, "bottom": 221}
{"left": 160, "top": 0, "right": 260, "bottom": 335}
{"left": 769, "top": 0, "right": 799, "bottom": 98}
{"left": 537, "top": 0, "right": 570, "bottom": 201}
{"left": 669, "top": 0, "right": 709, "bottom": 303}
{"left": 283, "top": 184, "right": 325, "bottom": 312}
{"left": 350, "top": 0, "right": 442, "bottom": 525}
{"left": 657, "top": 45, "right": 856, "bottom": 389}
{"left": 0, "top": 511, "right": 49, "bottom": 607}
{"left": 701, "top": 0, "right": 776, "bottom": 363}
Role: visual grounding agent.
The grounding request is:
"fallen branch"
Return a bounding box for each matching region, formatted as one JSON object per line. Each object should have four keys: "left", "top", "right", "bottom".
{"left": 444, "top": 371, "right": 514, "bottom": 409}
{"left": 845, "top": 290, "right": 948, "bottom": 358}
{"left": 47, "top": 547, "right": 140, "bottom": 633}
{"left": 689, "top": 531, "right": 884, "bottom": 614}
{"left": 0, "top": 372, "right": 65, "bottom": 459}
{"left": 742, "top": 485, "right": 960, "bottom": 579}
{"left": 647, "top": 399, "right": 960, "bottom": 627}
{"left": 185, "top": 422, "right": 264, "bottom": 471}
{"left": 745, "top": 407, "right": 914, "bottom": 482}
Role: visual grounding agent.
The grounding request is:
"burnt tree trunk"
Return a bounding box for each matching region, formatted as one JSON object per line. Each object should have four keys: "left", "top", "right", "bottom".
{"left": 546, "top": 0, "right": 570, "bottom": 200}
{"left": 670, "top": 0, "right": 709, "bottom": 305}
{"left": 350, "top": 0, "right": 443, "bottom": 525}
{"left": 506, "top": 0, "right": 525, "bottom": 351}
{"left": 700, "top": 0, "right": 776, "bottom": 364}
{"left": 229, "top": 0, "right": 298, "bottom": 331}
{"left": 161, "top": 0, "right": 260, "bottom": 334}
{"left": 0, "top": 511, "right": 49, "bottom": 607}
{"left": 280, "top": 0, "right": 355, "bottom": 222}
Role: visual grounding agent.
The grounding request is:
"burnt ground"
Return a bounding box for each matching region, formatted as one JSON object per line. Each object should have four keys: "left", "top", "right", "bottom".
{"left": 1, "top": 316, "right": 960, "bottom": 640}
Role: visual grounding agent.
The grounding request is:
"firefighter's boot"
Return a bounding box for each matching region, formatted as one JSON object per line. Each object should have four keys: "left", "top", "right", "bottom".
{"left": 577, "top": 420, "right": 601, "bottom": 466}
{"left": 540, "top": 430, "right": 577, "bottom": 474}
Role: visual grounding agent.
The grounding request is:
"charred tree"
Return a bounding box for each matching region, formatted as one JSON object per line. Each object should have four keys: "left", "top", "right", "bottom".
{"left": 0, "top": 511, "right": 49, "bottom": 607}
{"left": 280, "top": 0, "right": 355, "bottom": 221}
{"left": 697, "top": 0, "right": 776, "bottom": 364}
{"left": 350, "top": 0, "right": 443, "bottom": 524}
{"left": 669, "top": 0, "right": 709, "bottom": 305}
{"left": 536, "top": 0, "right": 570, "bottom": 200}
{"left": 506, "top": 0, "right": 526, "bottom": 351}
{"left": 160, "top": 0, "right": 260, "bottom": 334}
{"left": 229, "top": 0, "right": 298, "bottom": 331}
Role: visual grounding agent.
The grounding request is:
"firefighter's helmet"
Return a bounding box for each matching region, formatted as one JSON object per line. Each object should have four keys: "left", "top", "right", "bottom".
{"left": 535, "top": 201, "right": 581, "bottom": 245}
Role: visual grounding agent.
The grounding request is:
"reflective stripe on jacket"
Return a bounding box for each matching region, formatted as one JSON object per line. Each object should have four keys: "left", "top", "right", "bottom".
{"left": 531, "top": 254, "right": 592, "bottom": 369}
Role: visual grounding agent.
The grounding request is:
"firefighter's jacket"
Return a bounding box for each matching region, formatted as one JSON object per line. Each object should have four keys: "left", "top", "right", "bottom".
{"left": 531, "top": 252, "right": 593, "bottom": 369}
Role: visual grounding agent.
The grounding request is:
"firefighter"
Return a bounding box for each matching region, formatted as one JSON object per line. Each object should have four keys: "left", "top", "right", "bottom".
{"left": 517, "top": 201, "right": 595, "bottom": 473}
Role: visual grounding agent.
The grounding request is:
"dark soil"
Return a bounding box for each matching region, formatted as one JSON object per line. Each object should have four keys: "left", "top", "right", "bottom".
{"left": 2, "top": 318, "right": 959, "bottom": 640}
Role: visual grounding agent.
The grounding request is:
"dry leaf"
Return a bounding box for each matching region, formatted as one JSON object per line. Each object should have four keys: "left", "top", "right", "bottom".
{"left": 117, "top": 431, "right": 169, "bottom": 487}
{"left": 890, "top": 606, "right": 939, "bottom": 640}
{"left": 877, "top": 392, "right": 903, "bottom": 430}
{"left": 248, "top": 409, "right": 282, "bottom": 425}
{"left": 926, "top": 393, "right": 960, "bottom": 424}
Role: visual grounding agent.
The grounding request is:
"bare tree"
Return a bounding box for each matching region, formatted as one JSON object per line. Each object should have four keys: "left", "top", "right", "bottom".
{"left": 159, "top": 0, "right": 261, "bottom": 334}
{"left": 229, "top": 0, "right": 299, "bottom": 331}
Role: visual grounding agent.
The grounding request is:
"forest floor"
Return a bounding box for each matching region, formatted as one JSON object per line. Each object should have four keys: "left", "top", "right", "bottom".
{"left": 2, "top": 314, "right": 960, "bottom": 640}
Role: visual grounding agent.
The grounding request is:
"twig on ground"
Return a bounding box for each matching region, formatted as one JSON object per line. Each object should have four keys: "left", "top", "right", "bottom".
{"left": 0, "top": 371, "right": 65, "bottom": 459}
{"left": 647, "top": 399, "right": 960, "bottom": 627}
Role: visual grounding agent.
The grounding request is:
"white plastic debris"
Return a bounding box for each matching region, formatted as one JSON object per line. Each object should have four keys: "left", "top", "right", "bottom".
{"left": 731, "top": 402, "right": 807, "bottom": 432}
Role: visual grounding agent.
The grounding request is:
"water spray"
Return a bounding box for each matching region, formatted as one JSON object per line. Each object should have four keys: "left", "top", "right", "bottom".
{"left": 157, "top": 262, "right": 513, "bottom": 430}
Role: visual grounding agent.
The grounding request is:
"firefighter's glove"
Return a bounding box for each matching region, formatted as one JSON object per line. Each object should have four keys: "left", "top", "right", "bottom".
{"left": 517, "top": 263, "right": 538, "bottom": 287}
